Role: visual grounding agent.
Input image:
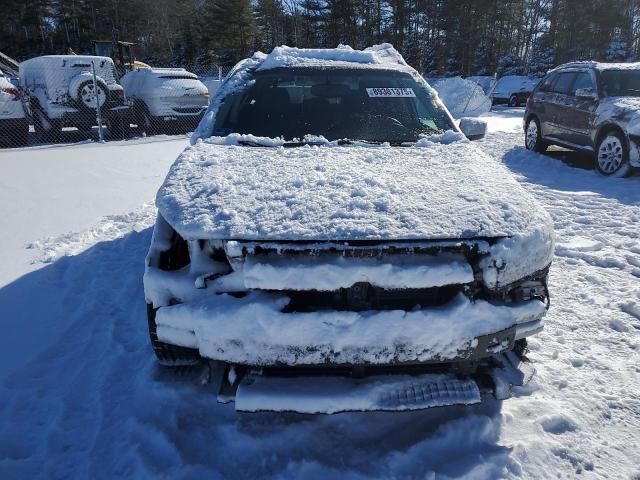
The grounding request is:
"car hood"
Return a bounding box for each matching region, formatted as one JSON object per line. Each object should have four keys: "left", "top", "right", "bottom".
{"left": 156, "top": 140, "right": 552, "bottom": 242}
{"left": 597, "top": 96, "right": 640, "bottom": 126}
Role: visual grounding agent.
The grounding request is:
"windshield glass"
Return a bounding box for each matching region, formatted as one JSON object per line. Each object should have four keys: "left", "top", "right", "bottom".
{"left": 601, "top": 69, "right": 640, "bottom": 97}
{"left": 212, "top": 68, "right": 454, "bottom": 143}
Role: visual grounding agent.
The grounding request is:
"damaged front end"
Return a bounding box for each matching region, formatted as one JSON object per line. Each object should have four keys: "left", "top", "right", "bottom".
{"left": 144, "top": 214, "right": 552, "bottom": 413}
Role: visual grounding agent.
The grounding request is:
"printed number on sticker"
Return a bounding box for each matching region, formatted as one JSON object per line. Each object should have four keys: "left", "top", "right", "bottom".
{"left": 366, "top": 87, "right": 416, "bottom": 98}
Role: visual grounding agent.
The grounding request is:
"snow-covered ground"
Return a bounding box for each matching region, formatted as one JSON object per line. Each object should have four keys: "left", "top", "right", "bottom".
{"left": 1, "top": 111, "right": 639, "bottom": 479}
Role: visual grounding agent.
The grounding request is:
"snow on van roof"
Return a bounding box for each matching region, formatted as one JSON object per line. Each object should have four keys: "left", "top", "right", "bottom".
{"left": 257, "top": 44, "right": 408, "bottom": 71}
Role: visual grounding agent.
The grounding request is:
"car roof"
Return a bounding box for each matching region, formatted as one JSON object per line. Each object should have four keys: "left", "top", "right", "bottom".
{"left": 138, "top": 67, "right": 199, "bottom": 79}
{"left": 254, "top": 44, "right": 412, "bottom": 73}
{"left": 551, "top": 61, "right": 640, "bottom": 73}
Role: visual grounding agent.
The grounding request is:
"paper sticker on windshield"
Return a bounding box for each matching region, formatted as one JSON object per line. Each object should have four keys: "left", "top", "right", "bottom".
{"left": 366, "top": 87, "right": 416, "bottom": 98}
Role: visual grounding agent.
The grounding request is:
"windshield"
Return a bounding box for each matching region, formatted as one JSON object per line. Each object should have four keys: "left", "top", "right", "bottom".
{"left": 212, "top": 68, "right": 454, "bottom": 143}
{"left": 601, "top": 69, "right": 640, "bottom": 97}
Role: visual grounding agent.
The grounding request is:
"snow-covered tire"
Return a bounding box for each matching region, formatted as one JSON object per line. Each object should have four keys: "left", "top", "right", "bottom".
{"left": 525, "top": 117, "right": 547, "bottom": 153}
{"left": 72, "top": 77, "right": 108, "bottom": 111}
{"left": 147, "top": 304, "right": 201, "bottom": 367}
{"left": 595, "top": 131, "right": 632, "bottom": 177}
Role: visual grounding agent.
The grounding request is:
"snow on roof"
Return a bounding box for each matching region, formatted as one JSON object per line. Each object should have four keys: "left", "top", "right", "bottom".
{"left": 257, "top": 44, "right": 408, "bottom": 71}
{"left": 142, "top": 67, "right": 197, "bottom": 78}
{"left": 552, "top": 61, "right": 640, "bottom": 72}
{"left": 21, "top": 55, "right": 114, "bottom": 65}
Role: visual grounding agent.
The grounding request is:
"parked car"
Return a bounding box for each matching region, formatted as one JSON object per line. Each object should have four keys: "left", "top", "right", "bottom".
{"left": 0, "top": 69, "right": 28, "bottom": 147}
{"left": 120, "top": 67, "right": 209, "bottom": 134}
{"left": 525, "top": 61, "right": 640, "bottom": 176}
{"left": 491, "top": 75, "right": 540, "bottom": 106}
{"left": 144, "top": 45, "right": 554, "bottom": 414}
{"left": 19, "top": 55, "right": 129, "bottom": 141}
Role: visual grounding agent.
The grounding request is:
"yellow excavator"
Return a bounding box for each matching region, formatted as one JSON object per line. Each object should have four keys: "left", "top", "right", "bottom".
{"left": 91, "top": 40, "right": 150, "bottom": 74}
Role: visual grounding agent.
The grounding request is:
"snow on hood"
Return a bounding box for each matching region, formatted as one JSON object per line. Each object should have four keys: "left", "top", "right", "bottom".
{"left": 156, "top": 141, "right": 552, "bottom": 242}
{"left": 596, "top": 97, "right": 640, "bottom": 133}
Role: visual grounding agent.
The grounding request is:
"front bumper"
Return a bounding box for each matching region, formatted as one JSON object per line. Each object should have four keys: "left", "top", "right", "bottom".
{"left": 154, "top": 292, "right": 546, "bottom": 367}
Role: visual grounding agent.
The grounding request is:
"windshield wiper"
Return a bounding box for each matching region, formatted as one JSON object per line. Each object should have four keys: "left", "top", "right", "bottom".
{"left": 282, "top": 140, "right": 329, "bottom": 148}
{"left": 237, "top": 140, "right": 272, "bottom": 147}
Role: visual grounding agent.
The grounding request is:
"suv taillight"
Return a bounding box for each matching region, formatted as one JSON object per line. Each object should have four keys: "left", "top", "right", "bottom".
{"left": 2, "top": 87, "right": 21, "bottom": 101}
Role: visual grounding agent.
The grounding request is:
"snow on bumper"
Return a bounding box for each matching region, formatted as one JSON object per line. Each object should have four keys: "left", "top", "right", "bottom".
{"left": 155, "top": 293, "right": 547, "bottom": 366}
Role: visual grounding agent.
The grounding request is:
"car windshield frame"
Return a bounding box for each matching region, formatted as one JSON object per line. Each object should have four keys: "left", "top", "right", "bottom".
{"left": 600, "top": 69, "right": 640, "bottom": 97}
{"left": 211, "top": 67, "right": 455, "bottom": 143}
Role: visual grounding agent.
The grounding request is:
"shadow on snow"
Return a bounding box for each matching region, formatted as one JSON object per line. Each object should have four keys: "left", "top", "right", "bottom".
{"left": 0, "top": 229, "right": 513, "bottom": 479}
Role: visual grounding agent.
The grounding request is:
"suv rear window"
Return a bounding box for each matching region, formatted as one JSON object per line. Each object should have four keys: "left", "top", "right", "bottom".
{"left": 552, "top": 73, "right": 576, "bottom": 95}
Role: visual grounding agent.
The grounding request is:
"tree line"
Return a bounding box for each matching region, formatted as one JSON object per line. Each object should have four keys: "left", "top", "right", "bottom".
{"left": 2, "top": 0, "right": 640, "bottom": 77}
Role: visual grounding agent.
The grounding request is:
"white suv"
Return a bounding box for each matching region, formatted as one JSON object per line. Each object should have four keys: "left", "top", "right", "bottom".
{"left": 19, "top": 55, "right": 129, "bottom": 141}
{"left": 120, "top": 67, "right": 209, "bottom": 134}
{"left": 0, "top": 70, "right": 28, "bottom": 147}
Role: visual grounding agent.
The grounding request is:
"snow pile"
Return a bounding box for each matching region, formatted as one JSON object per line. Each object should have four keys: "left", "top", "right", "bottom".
{"left": 156, "top": 142, "right": 551, "bottom": 243}
{"left": 431, "top": 76, "right": 492, "bottom": 117}
{"left": 242, "top": 253, "right": 474, "bottom": 291}
{"left": 155, "top": 293, "right": 546, "bottom": 365}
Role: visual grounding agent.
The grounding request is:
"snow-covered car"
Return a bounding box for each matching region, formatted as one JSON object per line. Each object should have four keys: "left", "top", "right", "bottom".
{"left": 120, "top": 67, "right": 209, "bottom": 134}
{"left": 0, "top": 69, "right": 28, "bottom": 147}
{"left": 490, "top": 75, "right": 540, "bottom": 106}
{"left": 19, "top": 55, "right": 129, "bottom": 140}
{"left": 525, "top": 61, "right": 640, "bottom": 176}
{"left": 144, "top": 44, "right": 554, "bottom": 414}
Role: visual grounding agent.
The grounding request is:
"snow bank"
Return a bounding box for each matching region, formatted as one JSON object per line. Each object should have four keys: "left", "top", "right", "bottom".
{"left": 431, "top": 77, "right": 492, "bottom": 117}
{"left": 155, "top": 293, "right": 546, "bottom": 365}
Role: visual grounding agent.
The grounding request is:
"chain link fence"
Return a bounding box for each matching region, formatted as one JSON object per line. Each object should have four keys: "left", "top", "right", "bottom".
{"left": 0, "top": 57, "right": 232, "bottom": 149}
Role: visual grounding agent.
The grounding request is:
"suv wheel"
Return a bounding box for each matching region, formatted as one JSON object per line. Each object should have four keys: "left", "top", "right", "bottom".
{"left": 77, "top": 79, "right": 107, "bottom": 111}
{"left": 596, "top": 132, "right": 631, "bottom": 177}
{"left": 525, "top": 118, "right": 547, "bottom": 153}
{"left": 147, "top": 304, "right": 201, "bottom": 367}
{"left": 508, "top": 95, "right": 517, "bottom": 107}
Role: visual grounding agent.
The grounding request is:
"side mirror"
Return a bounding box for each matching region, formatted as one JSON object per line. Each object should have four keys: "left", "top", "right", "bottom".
{"left": 575, "top": 88, "right": 597, "bottom": 100}
{"left": 459, "top": 117, "right": 487, "bottom": 141}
